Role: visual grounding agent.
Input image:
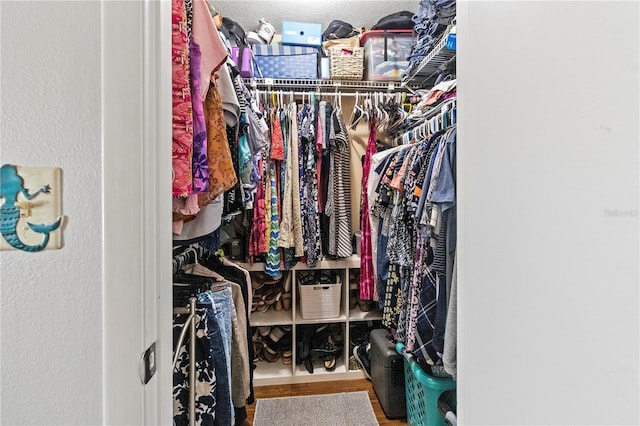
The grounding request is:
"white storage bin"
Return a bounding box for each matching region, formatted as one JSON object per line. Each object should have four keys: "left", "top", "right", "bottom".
{"left": 298, "top": 274, "right": 342, "bottom": 319}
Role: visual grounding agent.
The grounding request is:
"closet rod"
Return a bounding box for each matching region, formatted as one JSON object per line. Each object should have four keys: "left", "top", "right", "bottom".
{"left": 252, "top": 89, "right": 393, "bottom": 98}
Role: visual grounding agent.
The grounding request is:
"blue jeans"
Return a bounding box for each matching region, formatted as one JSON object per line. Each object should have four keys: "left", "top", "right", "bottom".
{"left": 199, "top": 289, "right": 234, "bottom": 426}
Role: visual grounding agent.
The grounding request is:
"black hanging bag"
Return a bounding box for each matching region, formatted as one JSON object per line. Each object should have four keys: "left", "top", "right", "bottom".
{"left": 322, "top": 19, "right": 360, "bottom": 41}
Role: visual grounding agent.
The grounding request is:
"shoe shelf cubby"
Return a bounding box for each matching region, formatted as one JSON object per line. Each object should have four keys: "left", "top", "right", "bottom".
{"left": 239, "top": 256, "right": 384, "bottom": 385}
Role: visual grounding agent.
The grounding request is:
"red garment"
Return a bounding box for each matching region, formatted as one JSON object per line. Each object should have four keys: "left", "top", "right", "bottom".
{"left": 172, "top": 0, "right": 193, "bottom": 196}
{"left": 270, "top": 110, "right": 285, "bottom": 161}
{"left": 249, "top": 159, "right": 267, "bottom": 262}
{"left": 360, "top": 118, "right": 377, "bottom": 300}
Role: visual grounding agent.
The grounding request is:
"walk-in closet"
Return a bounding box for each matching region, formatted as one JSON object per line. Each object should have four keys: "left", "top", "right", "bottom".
{"left": 3, "top": 1, "right": 638, "bottom": 426}
{"left": 171, "top": 1, "right": 457, "bottom": 424}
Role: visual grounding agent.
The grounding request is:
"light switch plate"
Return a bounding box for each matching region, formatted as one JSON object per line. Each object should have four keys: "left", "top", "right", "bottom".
{"left": 0, "top": 165, "right": 64, "bottom": 251}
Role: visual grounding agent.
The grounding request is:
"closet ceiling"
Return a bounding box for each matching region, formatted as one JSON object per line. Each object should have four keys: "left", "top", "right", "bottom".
{"left": 214, "top": 0, "right": 418, "bottom": 31}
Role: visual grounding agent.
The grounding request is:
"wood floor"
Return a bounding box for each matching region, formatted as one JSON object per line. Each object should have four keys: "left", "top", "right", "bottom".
{"left": 244, "top": 379, "right": 408, "bottom": 425}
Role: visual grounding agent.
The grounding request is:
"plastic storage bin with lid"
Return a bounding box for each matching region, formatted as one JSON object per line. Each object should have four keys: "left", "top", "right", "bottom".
{"left": 360, "top": 30, "right": 414, "bottom": 81}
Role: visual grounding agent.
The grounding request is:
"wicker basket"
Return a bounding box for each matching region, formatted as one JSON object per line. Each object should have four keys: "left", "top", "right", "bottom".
{"left": 329, "top": 47, "right": 364, "bottom": 80}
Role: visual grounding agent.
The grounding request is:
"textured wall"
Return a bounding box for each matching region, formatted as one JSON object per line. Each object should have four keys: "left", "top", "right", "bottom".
{"left": 457, "top": 1, "right": 639, "bottom": 424}
{"left": 0, "top": 1, "right": 103, "bottom": 424}
{"left": 214, "top": 0, "right": 419, "bottom": 33}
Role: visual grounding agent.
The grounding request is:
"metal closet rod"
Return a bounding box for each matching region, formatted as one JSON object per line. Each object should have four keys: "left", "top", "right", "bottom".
{"left": 251, "top": 89, "right": 401, "bottom": 98}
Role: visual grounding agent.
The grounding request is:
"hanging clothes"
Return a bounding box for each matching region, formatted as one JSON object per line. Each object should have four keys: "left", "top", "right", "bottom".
{"left": 359, "top": 118, "right": 377, "bottom": 300}
{"left": 299, "top": 104, "right": 321, "bottom": 267}
{"left": 189, "top": 39, "right": 210, "bottom": 194}
{"left": 278, "top": 102, "right": 304, "bottom": 258}
{"left": 173, "top": 305, "right": 218, "bottom": 426}
{"left": 329, "top": 108, "right": 353, "bottom": 258}
{"left": 264, "top": 161, "right": 282, "bottom": 276}
{"left": 172, "top": 0, "right": 193, "bottom": 196}
{"left": 200, "top": 81, "right": 238, "bottom": 205}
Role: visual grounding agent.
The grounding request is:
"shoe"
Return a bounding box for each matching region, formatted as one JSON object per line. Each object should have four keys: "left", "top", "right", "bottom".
{"left": 262, "top": 343, "right": 280, "bottom": 363}
{"left": 274, "top": 292, "right": 283, "bottom": 311}
{"left": 349, "top": 355, "right": 361, "bottom": 371}
{"left": 304, "top": 357, "right": 314, "bottom": 374}
{"left": 283, "top": 273, "right": 292, "bottom": 292}
{"left": 349, "top": 290, "right": 358, "bottom": 310}
{"left": 353, "top": 343, "right": 371, "bottom": 380}
{"left": 323, "top": 355, "right": 337, "bottom": 371}
{"left": 281, "top": 292, "right": 292, "bottom": 311}
{"left": 297, "top": 325, "right": 315, "bottom": 365}
{"left": 281, "top": 350, "right": 293, "bottom": 365}
{"left": 268, "top": 326, "right": 286, "bottom": 343}
{"left": 357, "top": 295, "right": 375, "bottom": 312}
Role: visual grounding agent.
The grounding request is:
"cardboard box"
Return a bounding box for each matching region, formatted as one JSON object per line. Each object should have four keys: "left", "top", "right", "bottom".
{"left": 282, "top": 21, "right": 322, "bottom": 47}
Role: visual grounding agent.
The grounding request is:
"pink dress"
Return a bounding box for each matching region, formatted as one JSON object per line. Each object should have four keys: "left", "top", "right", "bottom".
{"left": 360, "top": 118, "right": 377, "bottom": 300}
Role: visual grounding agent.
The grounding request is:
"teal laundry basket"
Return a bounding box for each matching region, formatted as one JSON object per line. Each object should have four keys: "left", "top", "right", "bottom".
{"left": 397, "top": 343, "right": 456, "bottom": 426}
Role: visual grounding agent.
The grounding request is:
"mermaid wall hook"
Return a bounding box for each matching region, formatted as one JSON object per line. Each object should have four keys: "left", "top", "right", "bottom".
{"left": 0, "top": 164, "right": 64, "bottom": 252}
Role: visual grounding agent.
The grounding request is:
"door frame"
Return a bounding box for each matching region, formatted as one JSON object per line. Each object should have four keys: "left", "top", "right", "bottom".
{"left": 102, "top": 0, "right": 172, "bottom": 424}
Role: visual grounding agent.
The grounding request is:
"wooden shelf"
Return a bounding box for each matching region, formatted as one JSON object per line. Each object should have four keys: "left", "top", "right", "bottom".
{"left": 349, "top": 308, "right": 383, "bottom": 322}
{"left": 295, "top": 311, "right": 348, "bottom": 325}
{"left": 250, "top": 309, "right": 293, "bottom": 326}
{"left": 253, "top": 359, "right": 294, "bottom": 381}
{"left": 244, "top": 258, "right": 383, "bottom": 386}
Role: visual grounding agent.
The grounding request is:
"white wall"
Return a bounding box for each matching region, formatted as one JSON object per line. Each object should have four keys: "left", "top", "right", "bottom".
{"left": 458, "top": 1, "right": 639, "bottom": 424}
{"left": 214, "top": 0, "right": 418, "bottom": 32}
{"left": 0, "top": 1, "right": 103, "bottom": 424}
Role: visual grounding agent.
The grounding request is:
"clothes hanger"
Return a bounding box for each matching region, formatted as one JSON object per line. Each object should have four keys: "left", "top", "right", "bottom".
{"left": 349, "top": 92, "right": 364, "bottom": 130}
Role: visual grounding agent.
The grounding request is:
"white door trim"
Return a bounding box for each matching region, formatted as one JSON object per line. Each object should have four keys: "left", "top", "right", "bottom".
{"left": 102, "top": 0, "right": 172, "bottom": 424}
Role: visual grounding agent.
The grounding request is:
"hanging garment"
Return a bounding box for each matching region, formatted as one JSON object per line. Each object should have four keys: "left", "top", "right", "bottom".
{"left": 173, "top": 308, "right": 217, "bottom": 426}
{"left": 198, "top": 289, "right": 235, "bottom": 426}
{"left": 186, "top": 264, "right": 250, "bottom": 409}
{"left": 264, "top": 161, "right": 282, "bottom": 276}
{"left": 278, "top": 102, "right": 304, "bottom": 257}
{"left": 191, "top": 0, "right": 227, "bottom": 99}
{"left": 249, "top": 158, "right": 266, "bottom": 261}
{"left": 200, "top": 81, "right": 238, "bottom": 205}
{"left": 190, "top": 39, "right": 210, "bottom": 194}
{"left": 270, "top": 109, "right": 285, "bottom": 161}
{"left": 442, "top": 254, "right": 457, "bottom": 379}
{"left": 368, "top": 145, "right": 408, "bottom": 303}
{"left": 299, "top": 104, "right": 321, "bottom": 267}
{"left": 359, "top": 118, "right": 377, "bottom": 300}
{"left": 223, "top": 125, "right": 243, "bottom": 218}
{"left": 316, "top": 101, "right": 332, "bottom": 254}
{"left": 172, "top": 0, "right": 193, "bottom": 196}
{"left": 330, "top": 108, "right": 353, "bottom": 258}
{"left": 201, "top": 254, "right": 255, "bottom": 406}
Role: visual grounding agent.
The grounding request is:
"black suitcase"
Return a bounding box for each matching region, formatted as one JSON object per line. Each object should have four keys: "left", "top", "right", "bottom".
{"left": 370, "top": 328, "right": 406, "bottom": 419}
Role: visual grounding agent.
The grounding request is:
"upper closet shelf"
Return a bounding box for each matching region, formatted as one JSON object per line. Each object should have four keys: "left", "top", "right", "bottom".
{"left": 245, "top": 78, "right": 421, "bottom": 92}
{"left": 401, "top": 22, "right": 456, "bottom": 87}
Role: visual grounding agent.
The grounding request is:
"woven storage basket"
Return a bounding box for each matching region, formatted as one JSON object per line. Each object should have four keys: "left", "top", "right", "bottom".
{"left": 329, "top": 47, "right": 364, "bottom": 80}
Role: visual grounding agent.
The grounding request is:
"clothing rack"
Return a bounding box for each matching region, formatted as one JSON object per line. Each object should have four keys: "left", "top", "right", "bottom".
{"left": 173, "top": 297, "right": 197, "bottom": 426}
{"left": 172, "top": 244, "right": 209, "bottom": 275}
{"left": 245, "top": 77, "right": 422, "bottom": 92}
{"left": 390, "top": 98, "right": 457, "bottom": 145}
